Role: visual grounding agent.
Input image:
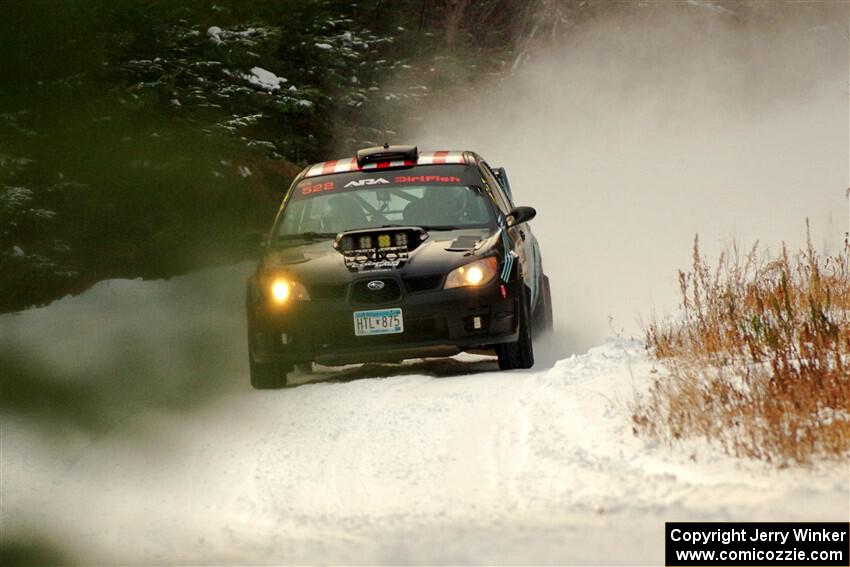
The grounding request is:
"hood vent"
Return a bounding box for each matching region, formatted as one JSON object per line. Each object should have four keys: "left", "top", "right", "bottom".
{"left": 446, "top": 235, "right": 482, "bottom": 252}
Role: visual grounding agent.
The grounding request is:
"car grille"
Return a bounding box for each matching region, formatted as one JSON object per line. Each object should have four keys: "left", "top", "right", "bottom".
{"left": 350, "top": 278, "right": 402, "bottom": 305}
{"left": 404, "top": 274, "right": 443, "bottom": 293}
{"left": 309, "top": 283, "right": 348, "bottom": 301}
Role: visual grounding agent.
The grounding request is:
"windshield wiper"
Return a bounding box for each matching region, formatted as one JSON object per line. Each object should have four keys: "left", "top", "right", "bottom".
{"left": 276, "top": 232, "right": 337, "bottom": 241}
{"left": 419, "top": 225, "right": 461, "bottom": 231}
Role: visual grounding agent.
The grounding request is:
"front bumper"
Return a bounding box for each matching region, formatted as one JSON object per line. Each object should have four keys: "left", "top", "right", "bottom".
{"left": 247, "top": 278, "right": 520, "bottom": 366}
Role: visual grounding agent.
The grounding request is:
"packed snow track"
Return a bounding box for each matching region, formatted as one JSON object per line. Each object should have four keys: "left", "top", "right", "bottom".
{"left": 2, "top": 264, "right": 847, "bottom": 565}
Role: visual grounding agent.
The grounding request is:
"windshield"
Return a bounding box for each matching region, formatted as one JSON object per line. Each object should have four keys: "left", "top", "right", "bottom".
{"left": 275, "top": 184, "right": 494, "bottom": 239}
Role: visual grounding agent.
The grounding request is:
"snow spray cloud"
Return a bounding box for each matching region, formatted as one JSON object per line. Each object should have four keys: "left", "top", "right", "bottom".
{"left": 407, "top": 2, "right": 849, "bottom": 351}
{"left": 0, "top": 263, "right": 257, "bottom": 433}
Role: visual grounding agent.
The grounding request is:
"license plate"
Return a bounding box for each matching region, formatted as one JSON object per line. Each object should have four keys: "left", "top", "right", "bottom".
{"left": 353, "top": 308, "right": 404, "bottom": 336}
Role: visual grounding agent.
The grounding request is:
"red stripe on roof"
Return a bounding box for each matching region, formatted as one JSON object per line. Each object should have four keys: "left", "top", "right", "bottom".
{"left": 305, "top": 154, "right": 465, "bottom": 178}
{"left": 432, "top": 150, "right": 450, "bottom": 164}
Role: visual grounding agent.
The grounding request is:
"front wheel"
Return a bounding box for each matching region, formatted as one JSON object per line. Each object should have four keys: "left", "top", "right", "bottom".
{"left": 249, "top": 352, "right": 291, "bottom": 389}
{"left": 496, "top": 286, "right": 535, "bottom": 370}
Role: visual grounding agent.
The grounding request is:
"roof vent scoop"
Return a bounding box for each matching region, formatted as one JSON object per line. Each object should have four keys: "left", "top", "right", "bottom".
{"left": 356, "top": 145, "right": 418, "bottom": 167}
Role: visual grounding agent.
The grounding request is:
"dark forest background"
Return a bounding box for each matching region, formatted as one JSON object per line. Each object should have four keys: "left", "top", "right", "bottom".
{"left": 0, "top": 0, "right": 762, "bottom": 311}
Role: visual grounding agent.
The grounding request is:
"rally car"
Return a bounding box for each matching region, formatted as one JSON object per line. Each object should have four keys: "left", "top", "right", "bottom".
{"left": 246, "top": 145, "right": 553, "bottom": 388}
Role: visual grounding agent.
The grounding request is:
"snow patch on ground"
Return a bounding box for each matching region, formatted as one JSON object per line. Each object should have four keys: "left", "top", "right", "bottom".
{"left": 242, "top": 66, "right": 287, "bottom": 91}
{"left": 1, "top": 264, "right": 847, "bottom": 564}
{"left": 207, "top": 25, "right": 224, "bottom": 44}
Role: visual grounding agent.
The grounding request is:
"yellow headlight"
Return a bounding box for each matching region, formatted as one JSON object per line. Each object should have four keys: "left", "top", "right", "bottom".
{"left": 444, "top": 257, "right": 499, "bottom": 289}
{"left": 268, "top": 278, "right": 310, "bottom": 304}
{"left": 271, "top": 280, "right": 290, "bottom": 303}
{"left": 465, "top": 266, "right": 484, "bottom": 285}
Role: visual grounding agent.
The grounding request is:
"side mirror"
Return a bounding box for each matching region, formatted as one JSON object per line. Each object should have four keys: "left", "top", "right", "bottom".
{"left": 506, "top": 206, "right": 536, "bottom": 227}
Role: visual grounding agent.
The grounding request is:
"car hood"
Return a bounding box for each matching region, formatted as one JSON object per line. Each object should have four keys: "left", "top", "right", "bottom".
{"left": 259, "top": 227, "right": 499, "bottom": 284}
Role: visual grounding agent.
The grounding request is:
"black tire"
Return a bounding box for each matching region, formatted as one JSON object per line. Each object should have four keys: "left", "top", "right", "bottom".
{"left": 246, "top": 306, "right": 291, "bottom": 388}
{"left": 533, "top": 274, "right": 554, "bottom": 336}
{"left": 496, "top": 286, "right": 535, "bottom": 370}
{"left": 249, "top": 354, "right": 291, "bottom": 389}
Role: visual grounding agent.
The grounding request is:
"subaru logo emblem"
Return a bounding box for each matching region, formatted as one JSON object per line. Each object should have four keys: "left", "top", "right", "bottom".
{"left": 367, "top": 280, "right": 385, "bottom": 291}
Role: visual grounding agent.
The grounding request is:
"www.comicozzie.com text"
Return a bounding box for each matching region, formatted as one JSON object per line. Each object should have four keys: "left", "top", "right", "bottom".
{"left": 670, "top": 527, "right": 848, "bottom": 546}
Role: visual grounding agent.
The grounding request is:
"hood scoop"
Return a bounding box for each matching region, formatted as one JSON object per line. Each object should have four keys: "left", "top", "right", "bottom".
{"left": 333, "top": 226, "right": 428, "bottom": 272}
{"left": 446, "top": 235, "right": 482, "bottom": 252}
{"left": 271, "top": 250, "right": 310, "bottom": 266}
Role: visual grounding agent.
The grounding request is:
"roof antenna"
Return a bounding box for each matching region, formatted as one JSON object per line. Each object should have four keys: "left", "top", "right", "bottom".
{"left": 383, "top": 142, "right": 389, "bottom": 149}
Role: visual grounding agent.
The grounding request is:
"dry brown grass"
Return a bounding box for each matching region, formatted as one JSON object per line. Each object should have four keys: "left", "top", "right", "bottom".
{"left": 633, "top": 228, "right": 850, "bottom": 464}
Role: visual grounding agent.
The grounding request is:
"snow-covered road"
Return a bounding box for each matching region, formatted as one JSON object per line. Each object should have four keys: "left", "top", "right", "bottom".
{"left": 2, "top": 264, "right": 847, "bottom": 565}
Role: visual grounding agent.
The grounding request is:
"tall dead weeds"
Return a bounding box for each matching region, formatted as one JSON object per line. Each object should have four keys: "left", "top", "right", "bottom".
{"left": 634, "top": 227, "right": 850, "bottom": 464}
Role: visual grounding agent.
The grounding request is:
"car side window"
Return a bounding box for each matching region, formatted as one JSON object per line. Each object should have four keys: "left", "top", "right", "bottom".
{"left": 478, "top": 161, "right": 512, "bottom": 216}
{"left": 481, "top": 161, "right": 516, "bottom": 210}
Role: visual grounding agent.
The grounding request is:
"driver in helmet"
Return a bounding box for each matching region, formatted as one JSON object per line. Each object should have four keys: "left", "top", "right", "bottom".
{"left": 404, "top": 187, "right": 468, "bottom": 226}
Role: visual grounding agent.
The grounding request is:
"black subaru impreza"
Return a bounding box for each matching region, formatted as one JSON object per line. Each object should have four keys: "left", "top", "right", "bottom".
{"left": 246, "top": 145, "right": 552, "bottom": 388}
